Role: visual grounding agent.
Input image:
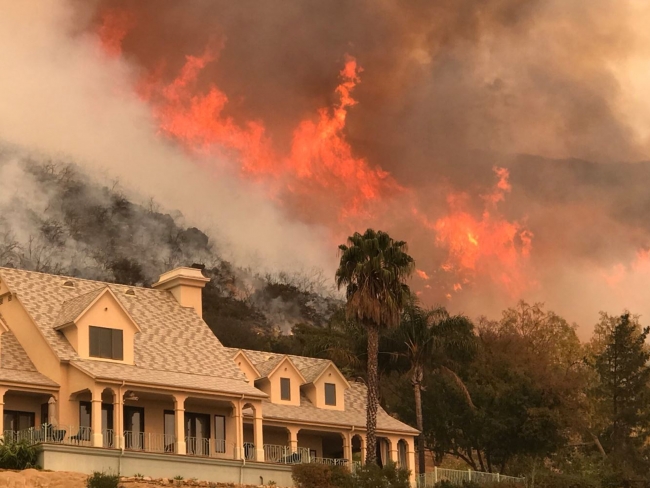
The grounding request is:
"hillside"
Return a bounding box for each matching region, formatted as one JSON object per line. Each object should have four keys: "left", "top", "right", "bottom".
{"left": 0, "top": 154, "right": 340, "bottom": 349}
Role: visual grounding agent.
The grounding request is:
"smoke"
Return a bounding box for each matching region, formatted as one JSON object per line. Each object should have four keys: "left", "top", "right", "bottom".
{"left": 3, "top": 0, "right": 650, "bottom": 336}
{"left": 0, "top": 0, "right": 332, "bottom": 274}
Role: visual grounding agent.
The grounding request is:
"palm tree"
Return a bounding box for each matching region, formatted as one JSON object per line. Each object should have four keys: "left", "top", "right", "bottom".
{"left": 387, "top": 301, "right": 476, "bottom": 475}
{"left": 336, "top": 229, "right": 415, "bottom": 465}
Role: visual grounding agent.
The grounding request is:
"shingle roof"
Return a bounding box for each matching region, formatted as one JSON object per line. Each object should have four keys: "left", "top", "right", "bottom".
{"left": 0, "top": 330, "right": 58, "bottom": 387}
{"left": 53, "top": 287, "right": 106, "bottom": 328}
{"left": 260, "top": 382, "right": 418, "bottom": 435}
{"left": 0, "top": 267, "right": 248, "bottom": 384}
{"left": 236, "top": 349, "right": 417, "bottom": 435}
{"left": 71, "top": 360, "right": 264, "bottom": 398}
{"left": 239, "top": 349, "right": 331, "bottom": 384}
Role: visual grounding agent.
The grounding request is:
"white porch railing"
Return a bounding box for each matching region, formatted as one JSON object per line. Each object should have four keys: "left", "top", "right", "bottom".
{"left": 417, "top": 468, "right": 525, "bottom": 486}
{"left": 262, "top": 444, "right": 348, "bottom": 466}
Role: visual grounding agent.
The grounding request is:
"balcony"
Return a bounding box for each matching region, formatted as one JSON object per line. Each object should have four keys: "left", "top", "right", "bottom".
{"left": 3, "top": 426, "right": 349, "bottom": 468}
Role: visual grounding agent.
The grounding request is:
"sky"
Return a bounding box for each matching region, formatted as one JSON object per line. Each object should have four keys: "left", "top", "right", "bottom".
{"left": 2, "top": 0, "right": 650, "bottom": 337}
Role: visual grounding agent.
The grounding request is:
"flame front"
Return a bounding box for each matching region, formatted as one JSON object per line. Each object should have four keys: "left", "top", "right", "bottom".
{"left": 95, "top": 15, "right": 534, "bottom": 300}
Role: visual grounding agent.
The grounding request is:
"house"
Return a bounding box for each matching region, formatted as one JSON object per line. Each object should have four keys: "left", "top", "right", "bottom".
{"left": 0, "top": 266, "right": 418, "bottom": 486}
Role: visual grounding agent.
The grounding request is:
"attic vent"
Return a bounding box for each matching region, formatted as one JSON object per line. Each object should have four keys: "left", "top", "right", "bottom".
{"left": 125, "top": 289, "right": 136, "bottom": 296}
{"left": 62, "top": 280, "right": 75, "bottom": 288}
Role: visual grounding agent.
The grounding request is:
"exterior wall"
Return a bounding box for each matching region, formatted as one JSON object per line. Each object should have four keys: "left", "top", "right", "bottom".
{"left": 305, "top": 364, "right": 347, "bottom": 411}
{"left": 0, "top": 288, "right": 62, "bottom": 384}
{"left": 3, "top": 394, "right": 47, "bottom": 426}
{"left": 264, "top": 359, "right": 303, "bottom": 406}
{"left": 69, "top": 292, "right": 138, "bottom": 364}
{"left": 297, "top": 432, "right": 323, "bottom": 457}
{"left": 167, "top": 285, "right": 203, "bottom": 319}
{"left": 39, "top": 444, "right": 295, "bottom": 486}
{"left": 234, "top": 353, "right": 259, "bottom": 383}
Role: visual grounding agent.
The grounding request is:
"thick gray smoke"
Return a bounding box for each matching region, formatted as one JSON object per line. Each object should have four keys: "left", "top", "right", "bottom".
{"left": 2, "top": 0, "right": 650, "bottom": 336}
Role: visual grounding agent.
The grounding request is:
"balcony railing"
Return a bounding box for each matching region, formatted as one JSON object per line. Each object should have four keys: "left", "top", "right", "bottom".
{"left": 3, "top": 427, "right": 349, "bottom": 468}
{"left": 261, "top": 444, "right": 347, "bottom": 466}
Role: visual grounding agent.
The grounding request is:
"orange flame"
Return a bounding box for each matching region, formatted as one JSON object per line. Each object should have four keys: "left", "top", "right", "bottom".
{"left": 96, "top": 21, "right": 534, "bottom": 299}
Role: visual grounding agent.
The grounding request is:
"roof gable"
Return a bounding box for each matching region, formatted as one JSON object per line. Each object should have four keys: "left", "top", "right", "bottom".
{"left": 0, "top": 267, "right": 247, "bottom": 383}
{"left": 54, "top": 287, "right": 142, "bottom": 333}
{"left": 259, "top": 355, "right": 306, "bottom": 383}
{"left": 232, "top": 349, "right": 261, "bottom": 379}
{"left": 304, "top": 361, "right": 351, "bottom": 389}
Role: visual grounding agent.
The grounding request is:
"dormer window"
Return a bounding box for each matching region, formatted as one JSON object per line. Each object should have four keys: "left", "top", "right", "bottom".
{"left": 325, "top": 383, "right": 336, "bottom": 406}
{"left": 89, "top": 326, "right": 123, "bottom": 360}
{"left": 280, "top": 377, "right": 291, "bottom": 401}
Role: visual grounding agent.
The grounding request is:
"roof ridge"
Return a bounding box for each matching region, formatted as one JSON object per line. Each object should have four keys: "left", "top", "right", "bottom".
{"left": 0, "top": 267, "right": 162, "bottom": 294}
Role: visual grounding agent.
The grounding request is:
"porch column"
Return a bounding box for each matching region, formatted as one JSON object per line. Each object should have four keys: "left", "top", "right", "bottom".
{"left": 0, "top": 388, "right": 6, "bottom": 439}
{"left": 233, "top": 401, "right": 243, "bottom": 460}
{"left": 91, "top": 390, "right": 103, "bottom": 447}
{"left": 254, "top": 409, "right": 264, "bottom": 462}
{"left": 174, "top": 394, "right": 187, "bottom": 455}
{"left": 114, "top": 392, "right": 123, "bottom": 449}
{"left": 406, "top": 438, "right": 417, "bottom": 487}
{"left": 388, "top": 437, "right": 399, "bottom": 464}
{"left": 343, "top": 432, "right": 353, "bottom": 462}
{"left": 288, "top": 426, "right": 299, "bottom": 453}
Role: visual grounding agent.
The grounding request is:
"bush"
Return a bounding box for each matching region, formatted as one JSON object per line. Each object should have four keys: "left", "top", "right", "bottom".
{"left": 0, "top": 439, "right": 40, "bottom": 469}
{"left": 86, "top": 471, "right": 119, "bottom": 488}
{"left": 534, "top": 473, "right": 599, "bottom": 488}
{"left": 292, "top": 462, "right": 410, "bottom": 488}
{"left": 352, "top": 463, "right": 411, "bottom": 488}
{"left": 292, "top": 463, "right": 351, "bottom": 488}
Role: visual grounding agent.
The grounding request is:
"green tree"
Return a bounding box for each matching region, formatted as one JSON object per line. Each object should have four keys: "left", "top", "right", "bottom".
{"left": 591, "top": 312, "right": 650, "bottom": 477}
{"left": 386, "top": 301, "right": 475, "bottom": 475}
{"left": 336, "top": 229, "right": 414, "bottom": 464}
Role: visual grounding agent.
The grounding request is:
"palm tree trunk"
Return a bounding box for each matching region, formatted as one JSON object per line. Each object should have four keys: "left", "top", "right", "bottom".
{"left": 365, "top": 322, "right": 379, "bottom": 465}
{"left": 413, "top": 365, "right": 426, "bottom": 475}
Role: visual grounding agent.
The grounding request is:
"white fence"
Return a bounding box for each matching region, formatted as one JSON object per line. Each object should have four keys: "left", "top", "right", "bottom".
{"left": 417, "top": 468, "right": 525, "bottom": 486}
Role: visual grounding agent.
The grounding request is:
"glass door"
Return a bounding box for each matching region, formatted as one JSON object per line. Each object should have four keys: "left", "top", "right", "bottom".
{"left": 124, "top": 406, "right": 144, "bottom": 450}
{"left": 185, "top": 412, "right": 210, "bottom": 455}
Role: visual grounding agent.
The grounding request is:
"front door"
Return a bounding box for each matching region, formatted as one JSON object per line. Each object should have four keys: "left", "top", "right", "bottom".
{"left": 124, "top": 406, "right": 144, "bottom": 450}
{"left": 185, "top": 412, "right": 210, "bottom": 455}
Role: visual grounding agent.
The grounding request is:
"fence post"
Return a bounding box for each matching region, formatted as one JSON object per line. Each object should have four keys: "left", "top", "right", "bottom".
{"left": 434, "top": 466, "right": 438, "bottom": 483}
{"left": 468, "top": 469, "right": 472, "bottom": 482}
{"left": 497, "top": 473, "right": 500, "bottom": 482}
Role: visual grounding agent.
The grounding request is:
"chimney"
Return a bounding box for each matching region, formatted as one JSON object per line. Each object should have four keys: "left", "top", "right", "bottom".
{"left": 152, "top": 267, "right": 210, "bottom": 318}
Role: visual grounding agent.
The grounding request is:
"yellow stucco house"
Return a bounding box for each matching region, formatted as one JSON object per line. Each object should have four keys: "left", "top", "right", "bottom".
{"left": 0, "top": 266, "right": 417, "bottom": 485}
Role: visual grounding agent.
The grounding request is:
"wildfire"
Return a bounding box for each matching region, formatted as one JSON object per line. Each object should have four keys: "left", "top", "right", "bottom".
{"left": 94, "top": 13, "right": 534, "bottom": 299}
{"left": 423, "top": 167, "right": 534, "bottom": 295}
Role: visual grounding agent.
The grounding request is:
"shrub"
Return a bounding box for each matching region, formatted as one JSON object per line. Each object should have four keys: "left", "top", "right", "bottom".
{"left": 351, "top": 463, "right": 411, "bottom": 488}
{"left": 292, "top": 463, "right": 351, "bottom": 488}
{"left": 534, "top": 472, "right": 599, "bottom": 488}
{"left": 0, "top": 439, "right": 40, "bottom": 469}
{"left": 292, "top": 462, "right": 410, "bottom": 488}
{"left": 86, "top": 471, "right": 119, "bottom": 488}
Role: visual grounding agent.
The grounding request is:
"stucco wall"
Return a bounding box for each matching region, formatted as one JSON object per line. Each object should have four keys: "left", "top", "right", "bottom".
{"left": 69, "top": 292, "right": 139, "bottom": 364}
{"left": 39, "top": 445, "right": 295, "bottom": 486}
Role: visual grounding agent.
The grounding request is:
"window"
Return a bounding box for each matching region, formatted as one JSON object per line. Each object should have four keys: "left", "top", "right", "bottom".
{"left": 325, "top": 383, "right": 337, "bottom": 406}
{"left": 215, "top": 415, "right": 226, "bottom": 453}
{"left": 280, "top": 377, "right": 291, "bottom": 401}
{"left": 89, "top": 326, "right": 123, "bottom": 360}
{"left": 3, "top": 410, "right": 35, "bottom": 432}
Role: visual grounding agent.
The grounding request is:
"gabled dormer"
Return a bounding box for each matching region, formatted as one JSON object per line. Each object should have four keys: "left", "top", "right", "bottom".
{"left": 232, "top": 349, "right": 260, "bottom": 383}
{"left": 54, "top": 287, "right": 141, "bottom": 364}
{"left": 301, "top": 362, "right": 350, "bottom": 411}
{"left": 254, "top": 356, "right": 305, "bottom": 406}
